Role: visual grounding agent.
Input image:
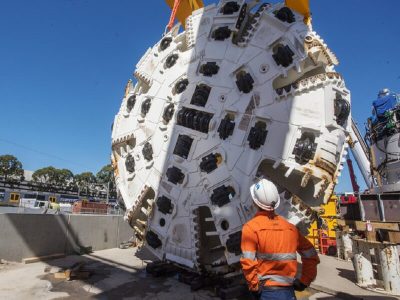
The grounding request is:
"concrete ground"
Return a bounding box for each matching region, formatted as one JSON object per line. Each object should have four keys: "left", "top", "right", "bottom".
{"left": 0, "top": 248, "right": 398, "bottom": 300}
{"left": 311, "top": 255, "right": 400, "bottom": 300}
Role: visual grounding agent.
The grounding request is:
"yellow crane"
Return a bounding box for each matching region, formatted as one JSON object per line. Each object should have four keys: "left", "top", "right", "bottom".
{"left": 164, "top": 0, "right": 311, "bottom": 30}
{"left": 164, "top": 0, "right": 204, "bottom": 30}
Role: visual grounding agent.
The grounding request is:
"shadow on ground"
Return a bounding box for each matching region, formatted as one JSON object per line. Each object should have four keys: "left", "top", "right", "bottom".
{"left": 336, "top": 267, "right": 356, "bottom": 282}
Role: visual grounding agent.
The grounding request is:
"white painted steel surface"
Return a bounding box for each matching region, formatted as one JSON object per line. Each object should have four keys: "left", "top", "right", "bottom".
{"left": 379, "top": 244, "right": 400, "bottom": 295}
{"left": 111, "top": 1, "right": 350, "bottom": 273}
{"left": 352, "top": 240, "right": 375, "bottom": 288}
{"left": 349, "top": 120, "right": 372, "bottom": 188}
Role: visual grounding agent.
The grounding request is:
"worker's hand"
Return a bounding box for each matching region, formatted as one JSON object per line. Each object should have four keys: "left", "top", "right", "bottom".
{"left": 293, "top": 278, "right": 308, "bottom": 291}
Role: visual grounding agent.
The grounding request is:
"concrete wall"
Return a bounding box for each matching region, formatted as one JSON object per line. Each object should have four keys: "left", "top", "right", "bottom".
{"left": 0, "top": 214, "right": 133, "bottom": 262}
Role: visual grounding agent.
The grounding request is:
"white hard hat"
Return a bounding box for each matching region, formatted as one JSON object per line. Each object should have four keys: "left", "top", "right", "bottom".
{"left": 378, "top": 88, "right": 390, "bottom": 98}
{"left": 250, "top": 178, "right": 280, "bottom": 211}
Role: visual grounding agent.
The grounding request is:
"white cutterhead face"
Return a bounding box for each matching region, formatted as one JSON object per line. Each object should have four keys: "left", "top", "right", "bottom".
{"left": 111, "top": 1, "right": 350, "bottom": 274}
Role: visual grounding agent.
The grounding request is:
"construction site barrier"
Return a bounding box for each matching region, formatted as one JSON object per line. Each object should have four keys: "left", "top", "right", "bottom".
{"left": 0, "top": 214, "right": 133, "bottom": 262}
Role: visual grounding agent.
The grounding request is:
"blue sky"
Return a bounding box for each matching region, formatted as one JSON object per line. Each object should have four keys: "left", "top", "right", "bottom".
{"left": 0, "top": 1, "right": 399, "bottom": 193}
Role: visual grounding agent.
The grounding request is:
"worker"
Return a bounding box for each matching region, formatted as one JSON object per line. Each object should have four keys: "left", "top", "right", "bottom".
{"left": 240, "top": 178, "right": 319, "bottom": 300}
{"left": 50, "top": 202, "right": 61, "bottom": 214}
{"left": 371, "top": 88, "right": 399, "bottom": 125}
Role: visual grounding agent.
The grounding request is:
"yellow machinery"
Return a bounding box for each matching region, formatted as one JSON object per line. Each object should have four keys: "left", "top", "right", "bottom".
{"left": 285, "top": 0, "right": 311, "bottom": 24}
{"left": 164, "top": 0, "right": 310, "bottom": 29}
{"left": 164, "top": 0, "right": 204, "bottom": 29}
{"left": 307, "top": 195, "right": 339, "bottom": 253}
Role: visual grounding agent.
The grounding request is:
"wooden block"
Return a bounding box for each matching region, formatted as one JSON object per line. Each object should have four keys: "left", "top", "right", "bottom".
{"left": 387, "top": 231, "right": 400, "bottom": 243}
{"left": 65, "top": 269, "right": 72, "bottom": 281}
{"left": 52, "top": 261, "right": 87, "bottom": 281}
{"left": 353, "top": 237, "right": 382, "bottom": 245}
{"left": 365, "top": 231, "right": 376, "bottom": 242}
{"left": 23, "top": 253, "right": 65, "bottom": 264}
{"left": 54, "top": 272, "right": 67, "bottom": 279}
{"left": 54, "top": 268, "right": 90, "bottom": 281}
{"left": 354, "top": 221, "right": 399, "bottom": 232}
{"left": 371, "top": 222, "right": 399, "bottom": 231}
{"left": 66, "top": 261, "right": 85, "bottom": 280}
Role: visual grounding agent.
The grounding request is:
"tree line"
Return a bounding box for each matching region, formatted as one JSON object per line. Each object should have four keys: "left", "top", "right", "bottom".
{"left": 0, "top": 154, "right": 115, "bottom": 196}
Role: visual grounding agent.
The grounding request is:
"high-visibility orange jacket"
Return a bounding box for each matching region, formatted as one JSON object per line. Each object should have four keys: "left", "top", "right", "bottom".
{"left": 240, "top": 211, "right": 319, "bottom": 291}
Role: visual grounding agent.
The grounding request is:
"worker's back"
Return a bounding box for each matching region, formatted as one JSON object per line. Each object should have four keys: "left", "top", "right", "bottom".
{"left": 241, "top": 179, "right": 319, "bottom": 299}
{"left": 250, "top": 212, "right": 298, "bottom": 252}
{"left": 242, "top": 211, "right": 300, "bottom": 287}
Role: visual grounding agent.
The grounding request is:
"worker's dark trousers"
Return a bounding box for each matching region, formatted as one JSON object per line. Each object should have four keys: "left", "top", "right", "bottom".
{"left": 259, "top": 287, "right": 296, "bottom": 300}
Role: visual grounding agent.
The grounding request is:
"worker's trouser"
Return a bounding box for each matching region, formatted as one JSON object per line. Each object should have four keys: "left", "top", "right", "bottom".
{"left": 259, "top": 286, "right": 296, "bottom": 300}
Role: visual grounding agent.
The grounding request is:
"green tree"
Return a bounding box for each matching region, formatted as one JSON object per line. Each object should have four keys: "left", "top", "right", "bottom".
{"left": 32, "top": 167, "right": 74, "bottom": 190}
{"left": 96, "top": 164, "right": 117, "bottom": 199}
{"left": 55, "top": 168, "right": 74, "bottom": 188}
{"left": 0, "top": 154, "right": 24, "bottom": 181}
{"left": 74, "top": 172, "right": 96, "bottom": 195}
{"left": 32, "top": 166, "right": 57, "bottom": 191}
{"left": 96, "top": 164, "right": 115, "bottom": 189}
{"left": 32, "top": 166, "right": 57, "bottom": 185}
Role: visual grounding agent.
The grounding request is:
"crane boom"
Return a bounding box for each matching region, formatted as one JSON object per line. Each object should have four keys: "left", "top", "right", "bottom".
{"left": 346, "top": 154, "right": 360, "bottom": 193}
{"left": 351, "top": 118, "right": 369, "bottom": 156}
{"left": 348, "top": 118, "right": 373, "bottom": 189}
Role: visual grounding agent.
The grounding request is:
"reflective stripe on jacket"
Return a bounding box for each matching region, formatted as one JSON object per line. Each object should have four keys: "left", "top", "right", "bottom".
{"left": 240, "top": 211, "right": 319, "bottom": 291}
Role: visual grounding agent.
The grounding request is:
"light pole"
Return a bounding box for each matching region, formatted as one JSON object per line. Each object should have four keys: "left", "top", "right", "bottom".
{"left": 106, "top": 181, "right": 110, "bottom": 204}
